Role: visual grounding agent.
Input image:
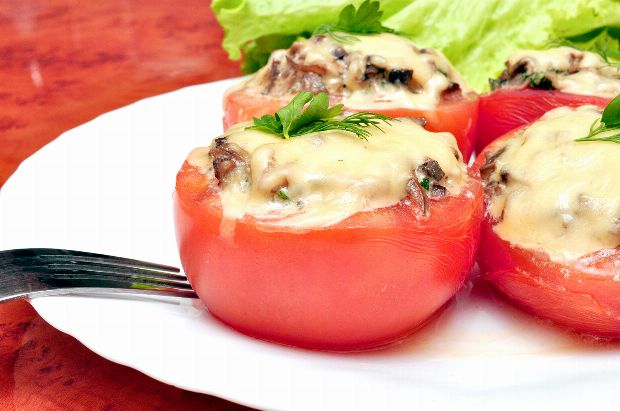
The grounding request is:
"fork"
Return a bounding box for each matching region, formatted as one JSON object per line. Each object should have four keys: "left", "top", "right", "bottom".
{"left": 0, "top": 248, "right": 197, "bottom": 302}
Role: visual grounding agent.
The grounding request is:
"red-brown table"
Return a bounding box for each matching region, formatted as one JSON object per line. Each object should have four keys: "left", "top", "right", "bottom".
{"left": 0, "top": 1, "right": 254, "bottom": 409}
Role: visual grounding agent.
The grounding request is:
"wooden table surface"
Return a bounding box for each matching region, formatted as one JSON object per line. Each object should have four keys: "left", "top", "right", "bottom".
{"left": 0, "top": 1, "right": 255, "bottom": 409}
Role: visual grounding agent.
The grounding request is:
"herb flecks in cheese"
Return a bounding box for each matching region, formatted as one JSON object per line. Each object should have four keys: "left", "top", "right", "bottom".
{"left": 493, "top": 47, "right": 620, "bottom": 97}
{"left": 188, "top": 119, "right": 468, "bottom": 231}
{"left": 483, "top": 106, "right": 620, "bottom": 260}
{"left": 233, "top": 33, "right": 473, "bottom": 110}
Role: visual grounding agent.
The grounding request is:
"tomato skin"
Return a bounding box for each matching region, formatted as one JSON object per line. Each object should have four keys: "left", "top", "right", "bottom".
{"left": 174, "top": 162, "right": 483, "bottom": 350}
{"left": 475, "top": 134, "right": 620, "bottom": 338}
{"left": 224, "top": 90, "right": 479, "bottom": 160}
{"left": 477, "top": 89, "right": 609, "bottom": 153}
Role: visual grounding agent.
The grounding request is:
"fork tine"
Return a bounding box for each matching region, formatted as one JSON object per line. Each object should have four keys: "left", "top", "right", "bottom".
{"left": 0, "top": 248, "right": 199, "bottom": 302}
{"left": 0, "top": 248, "right": 180, "bottom": 273}
{"left": 1, "top": 265, "right": 194, "bottom": 290}
{"left": 13, "top": 262, "right": 190, "bottom": 282}
{"left": 5, "top": 263, "right": 192, "bottom": 286}
{"left": 34, "top": 277, "right": 197, "bottom": 299}
{"left": 51, "top": 264, "right": 189, "bottom": 282}
{"left": 35, "top": 270, "right": 195, "bottom": 290}
{"left": 2, "top": 287, "right": 198, "bottom": 303}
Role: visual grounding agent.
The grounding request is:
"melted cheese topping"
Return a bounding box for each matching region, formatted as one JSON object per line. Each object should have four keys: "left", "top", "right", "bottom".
{"left": 505, "top": 47, "right": 620, "bottom": 97}
{"left": 188, "top": 119, "right": 468, "bottom": 231}
{"left": 236, "top": 33, "right": 473, "bottom": 110}
{"left": 487, "top": 106, "right": 620, "bottom": 260}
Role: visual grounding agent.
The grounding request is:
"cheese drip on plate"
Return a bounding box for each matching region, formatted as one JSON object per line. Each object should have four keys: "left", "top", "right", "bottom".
{"left": 485, "top": 106, "right": 620, "bottom": 260}
{"left": 499, "top": 47, "right": 620, "bottom": 97}
{"left": 188, "top": 119, "right": 468, "bottom": 231}
{"left": 234, "top": 33, "right": 473, "bottom": 110}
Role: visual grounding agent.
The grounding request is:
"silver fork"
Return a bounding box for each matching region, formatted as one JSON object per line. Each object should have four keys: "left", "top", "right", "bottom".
{"left": 0, "top": 248, "right": 197, "bottom": 302}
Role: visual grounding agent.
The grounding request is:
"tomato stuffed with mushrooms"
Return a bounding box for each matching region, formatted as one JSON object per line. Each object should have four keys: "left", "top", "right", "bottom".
{"left": 175, "top": 94, "right": 483, "bottom": 350}
{"left": 225, "top": 32, "right": 479, "bottom": 159}
{"left": 476, "top": 104, "right": 620, "bottom": 337}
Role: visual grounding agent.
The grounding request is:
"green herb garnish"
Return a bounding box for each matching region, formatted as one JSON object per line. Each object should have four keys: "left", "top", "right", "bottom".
{"left": 522, "top": 72, "right": 553, "bottom": 90}
{"left": 420, "top": 178, "right": 430, "bottom": 191}
{"left": 313, "top": 0, "right": 394, "bottom": 43}
{"left": 276, "top": 188, "right": 290, "bottom": 201}
{"left": 248, "top": 91, "right": 393, "bottom": 140}
{"left": 576, "top": 93, "right": 620, "bottom": 144}
{"left": 593, "top": 37, "right": 620, "bottom": 69}
{"left": 549, "top": 29, "right": 620, "bottom": 69}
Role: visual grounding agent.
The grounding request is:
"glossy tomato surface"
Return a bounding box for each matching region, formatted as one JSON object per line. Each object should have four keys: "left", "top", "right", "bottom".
{"left": 475, "top": 135, "right": 620, "bottom": 338}
{"left": 174, "top": 161, "right": 483, "bottom": 350}
{"left": 224, "top": 90, "right": 479, "bottom": 160}
{"left": 477, "top": 88, "right": 609, "bottom": 153}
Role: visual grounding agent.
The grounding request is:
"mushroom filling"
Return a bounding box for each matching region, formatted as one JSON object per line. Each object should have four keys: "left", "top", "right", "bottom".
{"left": 481, "top": 106, "right": 620, "bottom": 260}
{"left": 208, "top": 137, "right": 250, "bottom": 185}
{"left": 187, "top": 119, "right": 468, "bottom": 230}
{"left": 233, "top": 33, "right": 474, "bottom": 110}
{"left": 490, "top": 47, "right": 620, "bottom": 97}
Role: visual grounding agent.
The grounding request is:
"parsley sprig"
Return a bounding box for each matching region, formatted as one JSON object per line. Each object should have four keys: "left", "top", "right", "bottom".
{"left": 575, "top": 93, "right": 620, "bottom": 145}
{"left": 248, "top": 91, "right": 393, "bottom": 140}
{"left": 313, "top": 0, "right": 395, "bottom": 43}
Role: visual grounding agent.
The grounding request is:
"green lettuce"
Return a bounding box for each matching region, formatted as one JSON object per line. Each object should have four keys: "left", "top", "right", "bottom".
{"left": 212, "top": 0, "right": 620, "bottom": 90}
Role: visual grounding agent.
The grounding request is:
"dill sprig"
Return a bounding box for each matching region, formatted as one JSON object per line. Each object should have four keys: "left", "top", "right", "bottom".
{"left": 295, "top": 111, "right": 394, "bottom": 141}
{"left": 575, "top": 93, "right": 620, "bottom": 145}
{"left": 548, "top": 29, "right": 620, "bottom": 70}
{"left": 248, "top": 91, "right": 393, "bottom": 140}
{"left": 313, "top": 0, "right": 395, "bottom": 44}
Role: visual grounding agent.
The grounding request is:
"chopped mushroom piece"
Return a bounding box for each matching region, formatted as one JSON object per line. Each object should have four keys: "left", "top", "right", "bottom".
{"left": 208, "top": 138, "right": 250, "bottom": 185}
{"left": 418, "top": 159, "right": 445, "bottom": 181}
{"left": 415, "top": 158, "right": 448, "bottom": 200}
{"left": 406, "top": 177, "right": 429, "bottom": 217}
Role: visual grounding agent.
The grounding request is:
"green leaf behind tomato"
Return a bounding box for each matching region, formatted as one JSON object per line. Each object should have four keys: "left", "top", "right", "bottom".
{"left": 602, "top": 93, "right": 620, "bottom": 128}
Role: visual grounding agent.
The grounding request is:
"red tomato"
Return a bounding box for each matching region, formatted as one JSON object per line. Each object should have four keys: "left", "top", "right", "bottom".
{"left": 174, "top": 161, "right": 483, "bottom": 350}
{"left": 224, "top": 90, "right": 479, "bottom": 160}
{"left": 477, "top": 89, "right": 609, "bottom": 153}
{"left": 474, "top": 134, "right": 620, "bottom": 338}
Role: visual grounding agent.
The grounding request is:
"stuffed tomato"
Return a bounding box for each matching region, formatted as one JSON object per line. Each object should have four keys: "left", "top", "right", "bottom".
{"left": 475, "top": 105, "right": 620, "bottom": 338}
{"left": 175, "top": 114, "right": 483, "bottom": 350}
{"left": 224, "top": 33, "right": 479, "bottom": 159}
{"left": 477, "top": 47, "right": 617, "bottom": 153}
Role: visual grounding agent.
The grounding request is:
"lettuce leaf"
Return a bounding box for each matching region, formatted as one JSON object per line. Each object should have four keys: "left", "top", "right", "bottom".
{"left": 212, "top": 0, "right": 620, "bottom": 90}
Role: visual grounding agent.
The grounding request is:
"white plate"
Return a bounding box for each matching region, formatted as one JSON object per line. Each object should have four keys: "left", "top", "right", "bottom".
{"left": 2, "top": 79, "right": 620, "bottom": 411}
